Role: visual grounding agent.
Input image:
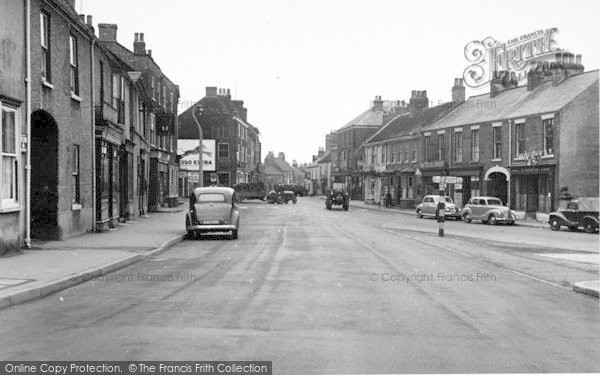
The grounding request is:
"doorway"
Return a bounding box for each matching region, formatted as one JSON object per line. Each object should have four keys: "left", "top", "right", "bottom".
{"left": 31, "top": 110, "right": 59, "bottom": 240}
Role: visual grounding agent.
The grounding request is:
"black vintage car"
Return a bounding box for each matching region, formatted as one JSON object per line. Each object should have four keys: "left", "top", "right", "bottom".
{"left": 549, "top": 197, "right": 599, "bottom": 233}
{"left": 326, "top": 183, "right": 349, "bottom": 211}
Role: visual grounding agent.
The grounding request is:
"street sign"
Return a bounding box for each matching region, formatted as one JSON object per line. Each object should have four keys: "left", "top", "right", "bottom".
{"left": 445, "top": 176, "right": 457, "bottom": 184}
{"left": 433, "top": 176, "right": 441, "bottom": 183}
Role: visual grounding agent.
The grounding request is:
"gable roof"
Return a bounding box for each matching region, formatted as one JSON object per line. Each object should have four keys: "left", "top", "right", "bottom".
{"left": 427, "top": 70, "right": 599, "bottom": 131}
{"left": 337, "top": 108, "right": 386, "bottom": 131}
{"left": 363, "top": 103, "right": 456, "bottom": 146}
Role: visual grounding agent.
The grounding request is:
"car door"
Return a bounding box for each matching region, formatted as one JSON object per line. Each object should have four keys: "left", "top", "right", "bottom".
{"left": 472, "top": 198, "right": 486, "bottom": 219}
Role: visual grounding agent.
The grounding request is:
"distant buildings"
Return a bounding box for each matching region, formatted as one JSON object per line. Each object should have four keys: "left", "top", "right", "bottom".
{"left": 264, "top": 152, "right": 304, "bottom": 190}
{"left": 311, "top": 54, "right": 598, "bottom": 221}
{"left": 178, "top": 87, "right": 261, "bottom": 191}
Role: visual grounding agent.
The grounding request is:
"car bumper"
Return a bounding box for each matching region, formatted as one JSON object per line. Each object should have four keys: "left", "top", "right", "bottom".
{"left": 187, "top": 224, "right": 237, "bottom": 232}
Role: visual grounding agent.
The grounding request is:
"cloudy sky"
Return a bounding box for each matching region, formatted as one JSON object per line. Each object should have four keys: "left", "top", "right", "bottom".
{"left": 80, "top": 0, "right": 600, "bottom": 164}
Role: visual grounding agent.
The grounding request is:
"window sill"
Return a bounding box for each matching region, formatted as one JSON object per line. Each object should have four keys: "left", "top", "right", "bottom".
{"left": 71, "top": 203, "right": 82, "bottom": 211}
{"left": 541, "top": 154, "right": 554, "bottom": 159}
{"left": 0, "top": 205, "right": 23, "bottom": 214}
{"left": 71, "top": 92, "right": 82, "bottom": 102}
{"left": 491, "top": 158, "right": 502, "bottom": 162}
{"left": 41, "top": 79, "right": 54, "bottom": 90}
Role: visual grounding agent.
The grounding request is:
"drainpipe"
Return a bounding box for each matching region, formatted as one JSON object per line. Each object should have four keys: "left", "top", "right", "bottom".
{"left": 90, "top": 37, "right": 96, "bottom": 231}
{"left": 508, "top": 119, "right": 512, "bottom": 209}
{"left": 24, "top": 0, "right": 32, "bottom": 248}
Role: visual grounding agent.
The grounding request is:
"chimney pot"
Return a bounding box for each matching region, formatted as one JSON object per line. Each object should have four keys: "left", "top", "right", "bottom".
{"left": 147, "top": 49, "right": 152, "bottom": 57}
{"left": 86, "top": 15, "right": 92, "bottom": 26}
{"left": 575, "top": 54, "right": 582, "bottom": 65}
{"left": 78, "top": 14, "right": 85, "bottom": 23}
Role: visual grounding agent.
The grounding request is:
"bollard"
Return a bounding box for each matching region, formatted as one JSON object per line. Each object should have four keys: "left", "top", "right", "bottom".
{"left": 436, "top": 202, "right": 445, "bottom": 237}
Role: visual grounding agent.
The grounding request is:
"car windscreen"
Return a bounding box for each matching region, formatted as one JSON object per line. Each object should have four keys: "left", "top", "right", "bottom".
{"left": 196, "top": 193, "right": 226, "bottom": 203}
{"left": 445, "top": 197, "right": 453, "bottom": 203}
{"left": 487, "top": 198, "right": 502, "bottom": 206}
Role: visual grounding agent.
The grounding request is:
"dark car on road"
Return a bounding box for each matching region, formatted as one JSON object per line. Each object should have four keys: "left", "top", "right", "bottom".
{"left": 549, "top": 197, "right": 599, "bottom": 233}
{"left": 326, "top": 183, "right": 349, "bottom": 211}
{"left": 185, "top": 187, "right": 239, "bottom": 240}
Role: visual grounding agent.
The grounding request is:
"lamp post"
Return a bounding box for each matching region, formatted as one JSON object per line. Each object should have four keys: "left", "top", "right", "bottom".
{"left": 191, "top": 104, "right": 204, "bottom": 187}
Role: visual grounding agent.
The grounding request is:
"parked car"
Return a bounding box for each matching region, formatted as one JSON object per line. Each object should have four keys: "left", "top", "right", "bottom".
{"left": 326, "top": 183, "right": 349, "bottom": 211}
{"left": 185, "top": 187, "right": 239, "bottom": 240}
{"left": 549, "top": 197, "right": 599, "bottom": 233}
{"left": 461, "top": 196, "right": 516, "bottom": 225}
{"left": 416, "top": 195, "right": 461, "bottom": 220}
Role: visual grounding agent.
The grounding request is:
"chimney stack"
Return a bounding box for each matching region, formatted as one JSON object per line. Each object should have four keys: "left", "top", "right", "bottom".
{"left": 527, "top": 53, "right": 584, "bottom": 91}
{"left": 451, "top": 78, "right": 465, "bottom": 103}
{"left": 278, "top": 152, "right": 286, "bottom": 161}
{"left": 134, "top": 32, "right": 146, "bottom": 55}
{"left": 409, "top": 90, "right": 429, "bottom": 113}
{"left": 98, "top": 23, "right": 117, "bottom": 41}
{"left": 490, "top": 70, "right": 518, "bottom": 97}
{"left": 206, "top": 87, "right": 217, "bottom": 97}
{"left": 86, "top": 15, "right": 93, "bottom": 27}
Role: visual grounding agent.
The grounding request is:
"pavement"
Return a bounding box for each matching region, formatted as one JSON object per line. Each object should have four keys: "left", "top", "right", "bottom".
{"left": 0, "top": 207, "right": 187, "bottom": 310}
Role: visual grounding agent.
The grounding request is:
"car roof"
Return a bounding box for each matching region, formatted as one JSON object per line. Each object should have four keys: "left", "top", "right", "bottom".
{"left": 192, "top": 187, "right": 235, "bottom": 199}
{"left": 471, "top": 196, "right": 501, "bottom": 200}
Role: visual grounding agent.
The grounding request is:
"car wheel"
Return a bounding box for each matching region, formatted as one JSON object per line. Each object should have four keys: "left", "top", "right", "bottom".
{"left": 343, "top": 204, "right": 349, "bottom": 211}
{"left": 193, "top": 231, "right": 200, "bottom": 240}
{"left": 550, "top": 219, "right": 561, "bottom": 231}
{"left": 584, "top": 221, "right": 596, "bottom": 234}
{"left": 231, "top": 229, "right": 238, "bottom": 240}
{"left": 488, "top": 215, "right": 497, "bottom": 225}
{"left": 463, "top": 213, "right": 472, "bottom": 223}
{"left": 417, "top": 209, "right": 423, "bottom": 218}
{"left": 293, "top": 200, "right": 297, "bottom": 204}
{"left": 285, "top": 200, "right": 289, "bottom": 204}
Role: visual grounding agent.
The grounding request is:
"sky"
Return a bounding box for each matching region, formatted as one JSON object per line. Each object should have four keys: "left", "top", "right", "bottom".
{"left": 79, "top": 0, "right": 600, "bottom": 165}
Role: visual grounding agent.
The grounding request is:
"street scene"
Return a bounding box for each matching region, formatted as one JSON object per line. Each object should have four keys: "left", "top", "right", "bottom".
{"left": 1, "top": 0, "right": 599, "bottom": 373}
{"left": 0, "top": 199, "right": 598, "bottom": 373}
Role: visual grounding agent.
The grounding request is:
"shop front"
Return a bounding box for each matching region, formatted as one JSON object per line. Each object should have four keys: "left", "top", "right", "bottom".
{"left": 446, "top": 167, "right": 483, "bottom": 209}
{"left": 510, "top": 165, "right": 555, "bottom": 218}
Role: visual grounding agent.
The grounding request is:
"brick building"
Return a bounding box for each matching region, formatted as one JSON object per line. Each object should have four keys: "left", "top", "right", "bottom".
{"left": 333, "top": 96, "right": 405, "bottom": 200}
{"left": 361, "top": 87, "right": 457, "bottom": 207}
{"left": 178, "top": 87, "right": 261, "bottom": 187}
{"left": 98, "top": 27, "right": 180, "bottom": 212}
{"left": 28, "top": 0, "right": 96, "bottom": 241}
{"left": 424, "top": 55, "right": 598, "bottom": 219}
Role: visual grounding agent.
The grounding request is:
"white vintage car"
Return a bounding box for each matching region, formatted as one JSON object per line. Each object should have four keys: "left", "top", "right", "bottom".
{"left": 461, "top": 196, "right": 516, "bottom": 225}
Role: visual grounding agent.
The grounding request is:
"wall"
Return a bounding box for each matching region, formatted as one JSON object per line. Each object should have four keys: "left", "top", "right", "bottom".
{"left": 559, "top": 80, "right": 599, "bottom": 199}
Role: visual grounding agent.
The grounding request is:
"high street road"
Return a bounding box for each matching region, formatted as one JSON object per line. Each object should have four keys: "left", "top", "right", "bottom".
{"left": 1, "top": 198, "right": 598, "bottom": 373}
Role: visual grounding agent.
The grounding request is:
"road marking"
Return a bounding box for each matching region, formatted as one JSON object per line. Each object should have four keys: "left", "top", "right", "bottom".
{"left": 382, "top": 227, "right": 472, "bottom": 257}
